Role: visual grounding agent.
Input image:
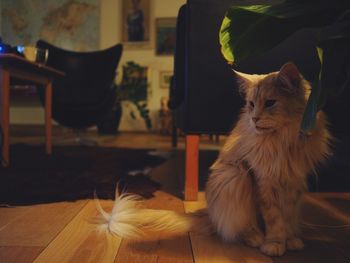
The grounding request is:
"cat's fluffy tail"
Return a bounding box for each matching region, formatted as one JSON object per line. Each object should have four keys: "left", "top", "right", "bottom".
{"left": 94, "top": 192, "right": 209, "bottom": 239}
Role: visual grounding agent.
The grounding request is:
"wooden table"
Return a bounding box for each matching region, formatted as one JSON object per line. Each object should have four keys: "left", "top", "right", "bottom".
{"left": 0, "top": 54, "right": 64, "bottom": 166}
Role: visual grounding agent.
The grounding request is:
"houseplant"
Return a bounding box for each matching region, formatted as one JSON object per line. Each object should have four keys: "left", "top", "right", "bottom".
{"left": 118, "top": 61, "right": 152, "bottom": 130}
{"left": 219, "top": 0, "right": 350, "bottom": 133}
{"left": 97, "top": 61, "right": 151, "bottom": 134}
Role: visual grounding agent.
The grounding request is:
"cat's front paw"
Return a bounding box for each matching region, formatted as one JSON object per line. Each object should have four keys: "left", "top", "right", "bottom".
{"left": 260, "top": 241, "right": 286, "bottom": 256}
{"left": 242, "top": 228, "right": 264, "bottom": 248}
{"left": 286, "top": 237, "right": 304, "bottom": 251}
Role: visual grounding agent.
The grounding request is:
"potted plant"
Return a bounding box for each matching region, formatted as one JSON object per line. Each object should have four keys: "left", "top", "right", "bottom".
{"left": 219, "top": 0, "right": 350, "bottom": 133}
{"left": 117, "top": 61, "right": 152, "bottom": 129}
{"left": 98, "top": 61, "right": 152, "bottom": 134}
{"left": 118, "top": 61, "right": 152, "bottom": 130}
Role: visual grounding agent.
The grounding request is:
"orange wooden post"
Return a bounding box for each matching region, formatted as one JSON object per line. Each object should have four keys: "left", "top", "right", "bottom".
{"left": 45, "top": 81, "right": 53, "bottom": 155}
{"left": 185, "top": 135, "right": 199, "bottom": 201}
{"left": 0, "top": 68, "right": 10, "bottom": 166}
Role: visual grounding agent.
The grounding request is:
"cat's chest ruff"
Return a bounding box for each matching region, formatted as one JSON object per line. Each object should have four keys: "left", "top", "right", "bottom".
{"left": 250, "top": 135, "right": 294, "bottom": 157}
{"left": 246, "top": 134, "right": 302, "bottom": 174}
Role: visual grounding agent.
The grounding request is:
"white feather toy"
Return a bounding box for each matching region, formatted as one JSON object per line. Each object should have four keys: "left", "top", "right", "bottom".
{"left": 94, "top": 188, "right": 210, "bottom": 240}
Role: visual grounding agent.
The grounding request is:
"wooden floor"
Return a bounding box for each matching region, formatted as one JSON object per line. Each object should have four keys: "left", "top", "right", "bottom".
{"left": 1, "top": 127, "right": 350, "bottom": 262}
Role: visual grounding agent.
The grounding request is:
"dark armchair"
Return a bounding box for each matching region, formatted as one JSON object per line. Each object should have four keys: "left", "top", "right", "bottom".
{"left": 170, "top": 2, "right": 245, "bottom": 200}
{"left": 36, "top": 40, "right": 123, "bottom": 132}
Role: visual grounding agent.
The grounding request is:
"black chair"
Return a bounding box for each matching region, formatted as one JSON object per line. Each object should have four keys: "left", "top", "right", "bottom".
{"left": 170, "top": 2, "right": 245, "bottom": 200}
{"left": 36, "top": 40, "right": 123, "bottom": 140}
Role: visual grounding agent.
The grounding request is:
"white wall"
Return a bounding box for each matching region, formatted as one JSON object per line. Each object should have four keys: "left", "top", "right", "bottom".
{"left": 9, "top": 0, "right": 186, "bottom": 131}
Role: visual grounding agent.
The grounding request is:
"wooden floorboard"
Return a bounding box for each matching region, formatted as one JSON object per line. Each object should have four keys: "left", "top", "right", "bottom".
{"left": 189, "top": 234, "right": 273, "bottom": 263}
{"left": 185, "top": 192, "right": 350, "bottom": 263}
{"left": 0, "top": 206, "right": 31, "bottom": 231}
{"left": 33, "top": 200, "right": 121, "bottom": 263}
{"left": 114, "top": 191, "right": 193, "bottom": 263}
{"left": 0, "top": 246, "right": 43, "bottom": 263}
{"left": 278, "top": 193, "right": 350, "bottom": 263}
{"left": 184, "top": 192, "right": 272, "bottom": 263}
{"left": 0, "top": 200, "right": 87, "bottom": 247}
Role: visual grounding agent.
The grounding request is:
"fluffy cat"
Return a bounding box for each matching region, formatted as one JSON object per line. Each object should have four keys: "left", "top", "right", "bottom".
{"left": 96, "top": 62, "right": 331, "bottom": 257}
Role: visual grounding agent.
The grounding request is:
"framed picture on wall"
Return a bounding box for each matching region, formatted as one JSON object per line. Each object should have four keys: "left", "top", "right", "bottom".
{"left": 155, "top": 18, "right": 177, "bottom": 56}
{"left": 159, "top": 71, "right": 173, "bottom": 89}
{"left": 121, "top": 0, "right": 152, "bottom": 48}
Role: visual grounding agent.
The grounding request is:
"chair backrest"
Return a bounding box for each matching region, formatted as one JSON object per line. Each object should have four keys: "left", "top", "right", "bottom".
{"left": 36, "top": 40, "right": 123, "bottom": 128}
{"left": 172, "top": 1, "right": 245, "bottom": 134}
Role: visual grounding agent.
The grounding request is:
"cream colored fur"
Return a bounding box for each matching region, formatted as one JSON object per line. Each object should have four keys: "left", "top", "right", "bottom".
{"left": 96, "top": 63, "right": 331, "bottom": 257}
{"left": 95, "top": 193, "right": 210, "bottom": 239}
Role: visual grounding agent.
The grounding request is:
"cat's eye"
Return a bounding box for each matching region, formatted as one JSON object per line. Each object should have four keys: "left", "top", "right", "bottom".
{"left": 249, "top": 101, "right": 255, "bottom": 108}
{"left": 265, "top": 100, "right": 276, "bottom": 108}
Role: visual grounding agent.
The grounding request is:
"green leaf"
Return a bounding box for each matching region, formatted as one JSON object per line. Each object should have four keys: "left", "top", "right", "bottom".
{"left": 219, "top": 16, "right": 235, "bottom": 62}
{"left": 316, "top": 47, "right": 323, "bottom": 64}
{"left": 301, "top": 10, "right": 350, "bottom": 132}
{"left": 315, "top": 47, "right": 327, "bottom": 111}
{"left": 120, "top": 61, "right": 152, "bottom": 128}
{"left": 220, "top": 0, "right": 350, "bottom": 65}
{"left": 301, "top": 80, "right": 321, "bottom": 133}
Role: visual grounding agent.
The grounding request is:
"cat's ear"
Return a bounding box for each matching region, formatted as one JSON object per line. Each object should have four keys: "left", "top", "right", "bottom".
{"left": 233, "top": 70, "right": 252, "bottom": 95}
{"left": 277, "top": 62, "right": 301, "bottom": 93}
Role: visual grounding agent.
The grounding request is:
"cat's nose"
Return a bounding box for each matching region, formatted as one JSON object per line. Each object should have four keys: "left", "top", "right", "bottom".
{"left": 252, "top": 117, "right": 259, "bottom": 123}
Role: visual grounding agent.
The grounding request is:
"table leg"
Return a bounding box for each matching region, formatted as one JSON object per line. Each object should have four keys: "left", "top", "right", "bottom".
{"left": 185, "top": 135, "right": 199, "bottom": 201}
{"left": 45, "top": 81, "right": 52, "bottom": 155}
{"left": 0, "top": 69, "right": 10, "bottom": 166}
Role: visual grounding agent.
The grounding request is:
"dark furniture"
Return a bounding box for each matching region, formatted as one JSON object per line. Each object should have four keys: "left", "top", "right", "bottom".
{"left": 170, "top": 2, "right": 243, "bottom": 200}
{"left": 171, "top": 0, "right": 348, "bottom": 200}
{"left": 0, "top": 54, "right": 64, "bottom": 166}
{"left": 36, "top": 40, "right": 123, "bottom": 131}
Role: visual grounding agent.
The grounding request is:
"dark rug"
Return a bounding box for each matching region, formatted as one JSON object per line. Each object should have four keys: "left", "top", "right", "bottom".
{"left": 0, "top": 144, "right": 166, "bottom": 205}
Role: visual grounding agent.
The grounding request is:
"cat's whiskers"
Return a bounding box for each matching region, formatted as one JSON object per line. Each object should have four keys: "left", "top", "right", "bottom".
{"left": 255, "top": 126, "right": 274, "bottom": 133}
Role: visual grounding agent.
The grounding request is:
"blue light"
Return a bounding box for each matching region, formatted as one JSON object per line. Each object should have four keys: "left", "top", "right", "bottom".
{"left": 0, "top": 46, "right": 3, "bottom": 53}
{"left": 17, "top": 45, "right": 24, "bottom": 53}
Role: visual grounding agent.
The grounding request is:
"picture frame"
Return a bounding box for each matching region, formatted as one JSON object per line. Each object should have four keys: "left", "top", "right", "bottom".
{"left": 159, "top": 71, "right": 173, "bottom": 89}
{"left": 155, "top": 18, "right": 177, "bottom": 56}
{"left": 121, "top": 0, "right": 152, "bottom": 49}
